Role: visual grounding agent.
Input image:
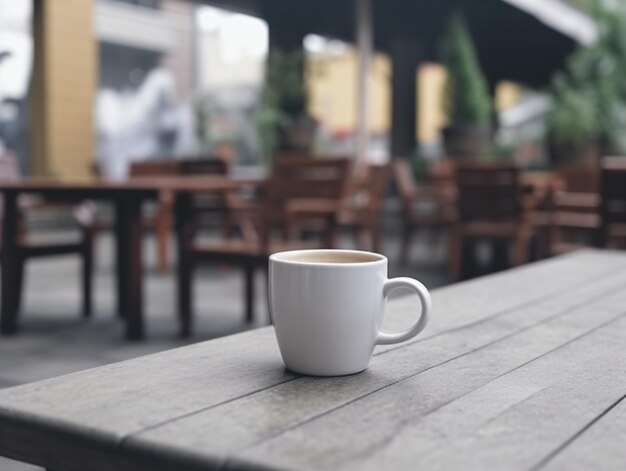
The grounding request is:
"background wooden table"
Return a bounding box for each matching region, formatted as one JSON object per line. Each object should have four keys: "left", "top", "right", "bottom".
{"left": 0, "top": 177, "right": 234, "bottom": 340}
{"left": 0, "top": 250, "right": 625, "bottom": 470}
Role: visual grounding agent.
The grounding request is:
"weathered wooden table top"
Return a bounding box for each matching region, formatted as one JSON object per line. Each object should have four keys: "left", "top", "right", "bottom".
{"left": 1, "top": 250, "right": 626, "bottom": 471}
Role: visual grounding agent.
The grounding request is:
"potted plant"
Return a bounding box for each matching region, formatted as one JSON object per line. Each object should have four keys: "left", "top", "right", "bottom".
{"left": 547, "top": 0, "right": 626, "bottom": 163}
{"left": 546, "top": 74, "right": 600, "bottom": 165}
{"left": 440, "top": 14, "right": 492, "bottom": 158}
{"left": 256, "top": 49, "right": 316, "bottom": 164}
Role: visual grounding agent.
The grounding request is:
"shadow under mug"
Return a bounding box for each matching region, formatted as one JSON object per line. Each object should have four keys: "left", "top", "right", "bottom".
{"left": 269, "top": 249, "right": 431, "bottom": 376}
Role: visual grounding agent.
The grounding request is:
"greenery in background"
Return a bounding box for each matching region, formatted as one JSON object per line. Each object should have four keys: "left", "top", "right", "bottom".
{"left": 568, "top": 0, "right": 599, "bottom": 12}
{"left": 440, "top": 14, "right": 492, "bottom": 127}
{"left": 410, "top": 148, "right": 429, "bottom": 181}
{"left": 255, "top": 49, "right": 308, "bottom": 163}
{"left": 195, "top": 97, "right": 213, "bottom": 153}
{"left": 547, "top": 0, "right": 626, "bottom": 154}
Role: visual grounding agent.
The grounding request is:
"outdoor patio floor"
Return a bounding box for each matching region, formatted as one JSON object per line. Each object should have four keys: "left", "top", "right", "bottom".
{"left": 0, "top": 232, "right": 448, "bottom": 471}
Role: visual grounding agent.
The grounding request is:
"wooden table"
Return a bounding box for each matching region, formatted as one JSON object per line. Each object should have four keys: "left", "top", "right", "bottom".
{"left": 0, "top": 176, "right": 234, "bottom": 340}
{"left": 0, "top": 250, "right": 624, "bottom": 470}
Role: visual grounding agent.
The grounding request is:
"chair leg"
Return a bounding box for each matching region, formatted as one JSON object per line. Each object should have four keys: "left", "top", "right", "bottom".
{"left": 175, "top": 193, "right": 197, "bottom": 338}
{"left": 357, "top": 227, "right": 370, "bottom": 251}
{"left": 448, "top": 227, "right": 462, "bottom": 282}
{"left": 178, "top": 254, "right": 193, "bottom": 338}
{"left": 512, "top": 235, "right": 531, "bottom": 267}
{"left": 263, "top": 263, "right": 272, "bottom": 325}
{"left": 81, "top": 230, "right": 94, "bottom": 318}
{"left": 399, "top": 224, "right": 413, "bottom": 267}
{"left": 244, "top": 262, "right": 255, "bottom": 324}
{"left": 156, "top": 209, "right": 172, "bottom": 274}
{"left": 14, "top": 256, "right": 25, "bottom": 315}
{"left": 372, "top": 227, "right": 382, "bottom": 254}
{"left": 493, "top": 241, "right": 509, "bottom": 272}
{"left": 322, "top": 213, "right": 339, "bottom": 248}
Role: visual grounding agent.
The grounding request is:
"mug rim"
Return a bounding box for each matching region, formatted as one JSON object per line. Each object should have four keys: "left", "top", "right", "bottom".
{"left": 270, "top": 249, "right": 387, "bottom": 267}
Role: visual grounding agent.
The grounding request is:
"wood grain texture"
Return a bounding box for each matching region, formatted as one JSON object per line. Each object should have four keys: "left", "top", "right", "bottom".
{"left": 0, "top": 250, "right": 625, "bottom": 471}
{"left": 539, "top": 394, "right": 626, "bottom": 471}
{"left": 226, "top": 287, "right": 626, "bottom": 471}
{"left": 128, "top": 266, "right": 626, "bottom": 468}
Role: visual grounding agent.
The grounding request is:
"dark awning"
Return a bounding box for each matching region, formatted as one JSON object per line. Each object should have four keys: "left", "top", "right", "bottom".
{"left": 202, "top": 0, "right": 596, "bottom": 88}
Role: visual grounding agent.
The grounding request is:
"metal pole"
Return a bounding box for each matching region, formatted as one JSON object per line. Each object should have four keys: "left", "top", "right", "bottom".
{"left": 355, "top": 0, "right": 372, "bottom": 171}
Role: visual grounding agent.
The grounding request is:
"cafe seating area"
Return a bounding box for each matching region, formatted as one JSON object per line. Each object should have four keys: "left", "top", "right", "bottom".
{"left": 3, "top": 152, "right": 626, "bottom": 342}
{"left": 3, "top": 151, "right": 626, "bottom": 470}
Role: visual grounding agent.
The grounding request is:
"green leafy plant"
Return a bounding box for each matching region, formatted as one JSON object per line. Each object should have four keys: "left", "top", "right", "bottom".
{"left": 441, "top": 14, "right": 492, "bottom": 126}
{"left": 256, "top": 50, "right": 309, "bottom": 163}
{"left": 547, "top": 74, "right": 599, "bottom": 152}
{"left": 547, "top": 0, "right": 626, "bottom": 154}
{"left": 195, "top": 96, "right": 213, "bottom": 153}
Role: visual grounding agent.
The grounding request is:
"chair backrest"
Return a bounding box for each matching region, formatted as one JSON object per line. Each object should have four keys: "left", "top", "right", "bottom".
{"left": 178, "top": 158, "right": 229, "bottom": 176}
{"left": 362, "top": 163, "right": 391, "bottom": 212}
{"left": 600, "top": 156, "right": 626, "bottom": 243}
{"left": 455, "top": 163, "right": 524, "bottom": 222}
{"left": 392, "top": 159, "right": 417, "bottom": 206}
{"left": 556, "top": 163, "right": 600, "bottom": 193}
{"left": 130, "top": 156, "right": 231, "bottom": 179}
{"left": 430, "top": 159, "right": 457, "bottom": 204}
{"left": 267, "top": 157, "right": 352, "bottom": 204}
{"left": 0, "top": 152, "right": 21, "bottom": 182}
{"left": 258, "top": 157, "right": 352, "bottom": 242}
{"left": 0, "top": 152, "right": 22, "bottom": 222}
{"left": 129, "top": 160, "right": 180, "bottom": 178}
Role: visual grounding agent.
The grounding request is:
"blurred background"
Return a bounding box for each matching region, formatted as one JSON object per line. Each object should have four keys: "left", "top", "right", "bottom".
{"left": 3, "top": 1, "right": 626, "bottom": 468}
{"left": 3, "top": 0, "right": 620, "bottom": 179}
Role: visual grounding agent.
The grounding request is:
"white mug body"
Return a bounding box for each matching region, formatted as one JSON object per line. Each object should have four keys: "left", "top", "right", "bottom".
{"left": 269, "top": 250, "right": 431, "bottom": 376}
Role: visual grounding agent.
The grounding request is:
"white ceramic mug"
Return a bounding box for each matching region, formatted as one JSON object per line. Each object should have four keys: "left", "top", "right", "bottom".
{"left": 269, "top": 249, "right": 431, "bottom": 376}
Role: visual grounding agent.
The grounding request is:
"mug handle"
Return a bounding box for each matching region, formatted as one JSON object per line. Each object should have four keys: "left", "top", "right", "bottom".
{"left": 376, "top": 277, "right": 431, "bottom": 345}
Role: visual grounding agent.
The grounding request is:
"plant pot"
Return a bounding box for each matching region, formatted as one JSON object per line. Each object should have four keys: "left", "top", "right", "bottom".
{"left": 279, "top": 115, "right": 318, "bottom": 153}
{"left": 548, "top": 140, "right": 600, "bottom": 167}
{"left": 443, "top": 124, "right": 492, "bottom": 159}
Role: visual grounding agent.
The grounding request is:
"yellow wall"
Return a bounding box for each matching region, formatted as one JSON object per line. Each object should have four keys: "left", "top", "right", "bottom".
{"left": 308, "top": 55, "right": 525, "bottom": 145}
{"left": 31, "top": 0, "right": 96, "bottom": 178}
{"left": 418, "top": 63, "right": 448, "bottom": 143}
{"left": 496, "top": 81, "right": 523, "bottom": 111}
{"left": 308, "top": 51, "right": 391, "bottom": 134}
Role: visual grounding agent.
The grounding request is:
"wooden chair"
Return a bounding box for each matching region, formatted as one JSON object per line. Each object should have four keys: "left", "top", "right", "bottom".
{"left": 179, "top": 158, "right": 232, "bottom": 231}
{"left": 599, "top": 156, "right": 626, "bottom": 249}
{"left": 392, "top": 159, "right": 456, "bottom": 266}
{"left": 339, "top": 164, "right": 391, "bottom": 253}
{"left": 128, "top": 157, "right": 231, "bottom": 273}
{"left": 0, "top": 152, "right": 94, "bottom": 317}
{"left": 177, "top": 157, "right": 352, "bottom": 336}
{"left": 129, "top": 160, "right": 180, "bottom": 273}
{"left": 449, "top": 163, "right": 536, "bottom": 281}
{"left": 539, "top": 164, "right": 600, "bottom": 256}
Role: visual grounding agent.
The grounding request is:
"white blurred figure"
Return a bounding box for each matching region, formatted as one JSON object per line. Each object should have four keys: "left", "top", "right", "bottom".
{"left": 95, "top": 68, "right": 186, "bottom": 180}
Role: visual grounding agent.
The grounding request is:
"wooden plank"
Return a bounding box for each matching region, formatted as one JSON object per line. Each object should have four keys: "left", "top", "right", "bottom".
{"left": 0, "top": 328, "right": 292, "bottom": 438}
{"left": 219, "top": 286, "right": 626, "bottom": 471}
{"left": 376, "top": 250, "right": 625, "bottom": 353}
{"left": 122, "top": 264, "right": 626, "bottom": 470}
{"left": 0, "top": 328, "right": 294, "bottom": 471}
{"left": 539, "top": 395, "right": 626, "bottom": 471}
{"left": 0, "top": 251, "right": 623, "bottom": 471}
{"left": 355, "top": 315, "right": 626, "bottom": 471}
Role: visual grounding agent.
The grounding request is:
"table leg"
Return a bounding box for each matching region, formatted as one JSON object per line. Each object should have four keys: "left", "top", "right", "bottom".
{"left": 175, "top": 193, "right": 194, "bottom": 337}
{"left": 156, "top": 189, "right": 174, "bottom": 274}
{"left": 493, "top": 242, "right": 509, "bottom": 272}
{"left": 1, "top": 192, "right": 19, "bottom": 334}
{"left": 115, "top": 197, "right": 144, "bottom": 340}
